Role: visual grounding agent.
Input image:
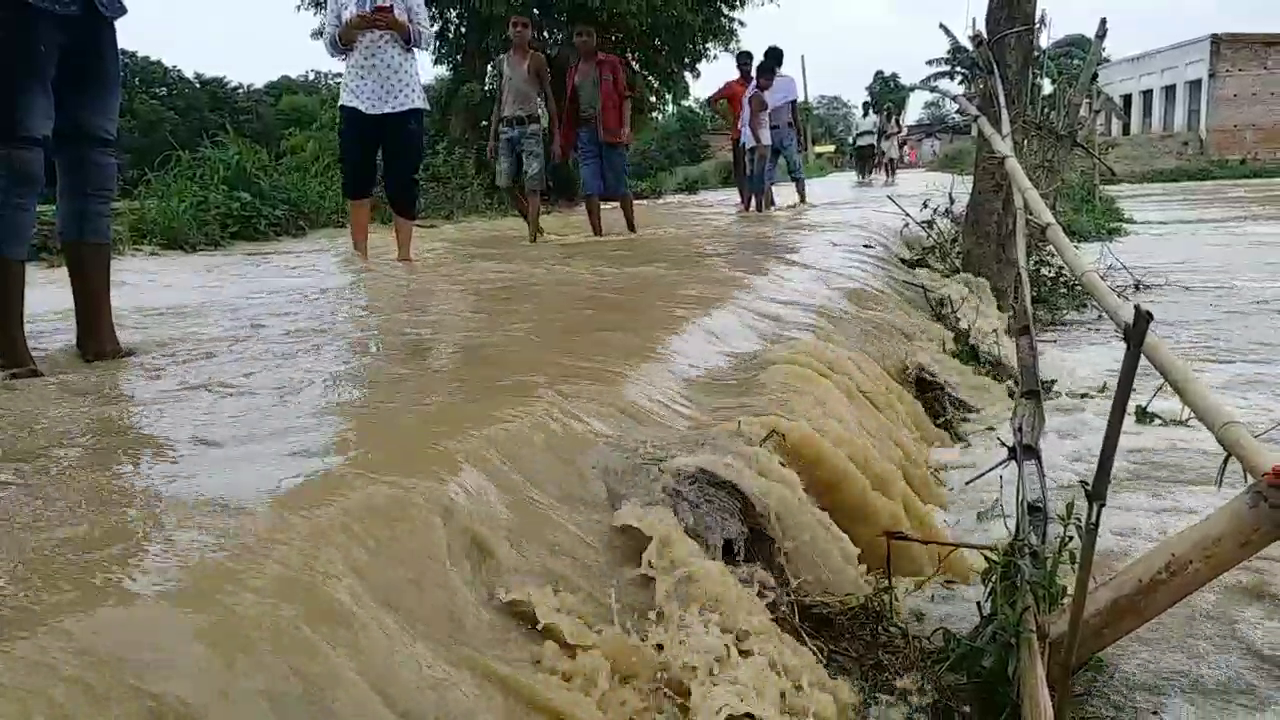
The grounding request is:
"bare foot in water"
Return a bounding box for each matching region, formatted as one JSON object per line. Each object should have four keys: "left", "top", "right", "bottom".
{"left": 79, "top": 344, "right": 136, "bottom": 364}
{"left": 2, "top": 366, "right": 44, "bottom": 381}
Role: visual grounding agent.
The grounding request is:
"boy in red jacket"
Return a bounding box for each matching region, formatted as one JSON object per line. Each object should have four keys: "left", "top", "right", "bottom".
{"left": 560, "top": 22, "right": 637, "bottom": 236}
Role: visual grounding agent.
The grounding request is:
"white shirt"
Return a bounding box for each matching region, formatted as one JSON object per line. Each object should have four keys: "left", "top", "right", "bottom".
{"left": 852, "top": 114, "right": 879, "bottom": 146}
{"left": 738, "top": 73, "right": 800, "bottom": 143}
{"left": 324, "top": 0, "right": 431, "bottom": 115}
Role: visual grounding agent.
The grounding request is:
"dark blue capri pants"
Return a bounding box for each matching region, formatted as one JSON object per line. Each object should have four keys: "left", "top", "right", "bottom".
{"left": 0, "top": 0, "right": 122, "bottom": 261}
{"left": 338, "top": 106, "right": 424, "bottom": 221}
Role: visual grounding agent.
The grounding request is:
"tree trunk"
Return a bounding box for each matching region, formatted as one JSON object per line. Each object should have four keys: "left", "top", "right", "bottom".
{"left": 960, "top": 0, "right": 1039, "bottom": 311}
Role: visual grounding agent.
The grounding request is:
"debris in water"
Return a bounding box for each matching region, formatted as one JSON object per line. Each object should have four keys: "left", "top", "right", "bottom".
{"left": 905, "top": 362, "right": 977, "bottom": 442}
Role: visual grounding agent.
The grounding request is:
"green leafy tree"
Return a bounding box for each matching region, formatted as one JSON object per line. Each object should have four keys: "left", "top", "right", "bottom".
{"left": 806, "top": 94, "right": 854, "bottom": 145}
{"left": 865, "top": 70, "right": 911, "bottom": 115}
{"left": 916, "top": 96, "right": 959, "bottom": 126}
{"left": 921, "top": 23, "right": 983, "bottom": 91}
{"left": 629, "top": 104, "right": 712, "bottom": 180}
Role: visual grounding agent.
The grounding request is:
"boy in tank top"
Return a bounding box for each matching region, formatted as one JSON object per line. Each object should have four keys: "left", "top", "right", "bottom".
{"left": 487, "top": 13, "right": 560, "bottom": 243}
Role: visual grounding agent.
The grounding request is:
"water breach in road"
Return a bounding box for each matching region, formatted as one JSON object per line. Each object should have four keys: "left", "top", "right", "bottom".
{"left": 1, "top": 173, "right": 1276, "bottom": 717}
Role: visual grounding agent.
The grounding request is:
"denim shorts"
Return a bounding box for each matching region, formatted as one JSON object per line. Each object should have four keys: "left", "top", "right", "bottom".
{"left": 0, "top": 0, "right": 121, "bottom": 261}
{"left": 767, "top": 124, "right": 805, "bottom": 183}
{"left": 576, "top": 127, "right": 629, "bottom": 199}
{"left": 496, "top": 121, "right": 545, "bottom": 192}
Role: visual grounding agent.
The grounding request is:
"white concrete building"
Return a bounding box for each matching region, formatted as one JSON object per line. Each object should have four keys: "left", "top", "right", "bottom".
{"left": 1096, "top": 35, "right": 1211, "bottom": 139}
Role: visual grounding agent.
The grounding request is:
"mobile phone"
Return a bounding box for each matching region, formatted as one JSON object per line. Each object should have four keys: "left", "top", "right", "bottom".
{"left": 373, "top": 1, "right": 392, "bottom": 13}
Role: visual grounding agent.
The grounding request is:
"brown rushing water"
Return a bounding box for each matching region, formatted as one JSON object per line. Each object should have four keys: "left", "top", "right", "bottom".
{"left": 1, "top": 174, "right": 1276, "bottom": 718}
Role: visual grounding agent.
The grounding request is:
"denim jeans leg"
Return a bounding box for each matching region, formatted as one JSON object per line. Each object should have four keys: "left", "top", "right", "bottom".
{"left": 0, "top": 1, "right": 60, "bottom": 262}
{"left": 51, "top": 6, "right": 121, "bottom": 248}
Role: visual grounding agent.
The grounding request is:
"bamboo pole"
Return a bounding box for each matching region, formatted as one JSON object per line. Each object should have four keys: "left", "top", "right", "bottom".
{"left": 938, "top": 86, "right": 1280, "bottom": 671}
{"left": 1019, "top": 618, "right": 1054, "bottom": 720}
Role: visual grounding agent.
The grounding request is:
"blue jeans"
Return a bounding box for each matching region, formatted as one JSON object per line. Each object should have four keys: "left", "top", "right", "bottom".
{"left": 496, "top": 121, "right": 546, "bottom": 192}
{"left": 766, "top": 124, "right": 805, "bottom": 184}
{"left": 576, "top": 127, "right": 629, "bottom": 199}
{"left": 0, "top": 0, "right": 121, "bottom": 261}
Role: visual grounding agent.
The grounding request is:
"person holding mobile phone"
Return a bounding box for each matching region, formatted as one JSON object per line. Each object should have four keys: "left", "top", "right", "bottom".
{"left": 323, "top": 0, "right": 430, "bottom": 262}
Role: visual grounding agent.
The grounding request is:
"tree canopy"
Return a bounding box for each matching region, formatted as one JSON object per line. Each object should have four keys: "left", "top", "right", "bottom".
{"left": 915, "top": 96, "right": 959, "bottom": 126}
{"left": 865, "top": 70, "right": 911, "bottom": 116}
{"left": 806, "top": 95, "right": 854, "bottom": 145}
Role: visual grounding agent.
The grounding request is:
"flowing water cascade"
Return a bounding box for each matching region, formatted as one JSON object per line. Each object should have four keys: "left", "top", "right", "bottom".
{"left": 1, "top": 174, "right": 1276, "bottom": 718}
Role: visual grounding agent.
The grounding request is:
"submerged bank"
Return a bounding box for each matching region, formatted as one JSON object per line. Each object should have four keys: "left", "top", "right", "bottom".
{"left": 2, "top": 173, "right": 1277, "bottom": 717}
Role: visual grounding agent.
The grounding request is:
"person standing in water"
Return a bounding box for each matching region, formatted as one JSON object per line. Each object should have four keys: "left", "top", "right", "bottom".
{"left": 743, "top": 62, "right": 776, "bottom": 213}
{"left": 487, "top": 12, "right": 560, "bottom": 244}
{"left": 758, "top": 46, "right": 806, "bottom": 207}
{"left": 1, "top": 0, "right": 133, "bottom": 379}
{"left": 560, "top": 21, "right": 636, "bottom": 237}
{"left": 324, "top": 0, "right": 430, "bottom": 261}
{"left": 880, "top": 103, "right": 902, "bottom": 184}
{"left": 851, "top": 101, "right": 878, "bottom": 181}
{"left": 708, "top": 50, "right": 753, "bottom": 211}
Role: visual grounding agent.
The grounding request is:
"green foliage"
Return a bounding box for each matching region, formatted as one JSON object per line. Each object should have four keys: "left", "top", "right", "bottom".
{"left": 1055, "top": 173, "right": 1131, "bottom": 242}
{"left": 1115, "top": 159, "right": 1280, "bottom": 184}
{"left": 897, "top": 177, "right": 1122, "bottom": 326}
{"left": 926, "top": 141, "right": 976, "bottom": 175}
{"left": 630, "top": 105, "right": 713, "bottom": 181}
{"left": 865, "top": 70, "right": 911, "bottom": 115}
{"left": 916, "top": 96, "right": 959, "bottom": 126}
{"left": 921, "top": 23, "right": 983, "bottom": 90}
{"left": 935, "top": 502, "right": 1081, "bottom": 718}
{"left": 115, "top": 51, "right": 341, "bottom": 194}
{"left": 807, "top": 95, "right": 855, "bottom": 146}
{"left": 128, "top": 135, "right": 345, "bottom": 251}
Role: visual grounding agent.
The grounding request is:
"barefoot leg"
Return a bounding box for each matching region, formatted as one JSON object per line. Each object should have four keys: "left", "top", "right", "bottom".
{"left": 349, "top": 199, "right": 372, "bottom": 259}
{"left": 0, "top": 259, "right": 41, "bottom": 378}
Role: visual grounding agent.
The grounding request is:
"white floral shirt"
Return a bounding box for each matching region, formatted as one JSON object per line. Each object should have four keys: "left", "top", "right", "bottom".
{"left": 324, "top": 0, "right": 431, "bottom": 115}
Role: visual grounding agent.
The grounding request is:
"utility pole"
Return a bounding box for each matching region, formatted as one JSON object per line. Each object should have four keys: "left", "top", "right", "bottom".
{"left": 801, "top": 54, "right": 814, "bottom": 163}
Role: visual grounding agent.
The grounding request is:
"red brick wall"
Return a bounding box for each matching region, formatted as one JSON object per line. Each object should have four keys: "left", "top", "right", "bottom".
{"left": 1207, "top": 35, "right": 1280, "bottom": 159}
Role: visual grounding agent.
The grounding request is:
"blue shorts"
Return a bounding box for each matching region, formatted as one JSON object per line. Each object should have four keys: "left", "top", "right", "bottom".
{"left": 767, "top": 124, "right": 805, "bottom": 183}
{"left": 576, "top": 127, "right": 629, "bottom": 199}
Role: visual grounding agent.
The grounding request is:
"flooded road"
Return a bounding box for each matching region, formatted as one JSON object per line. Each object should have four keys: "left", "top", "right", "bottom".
{"left": 1, "top": 173, "right": 1277, "bottom": 718}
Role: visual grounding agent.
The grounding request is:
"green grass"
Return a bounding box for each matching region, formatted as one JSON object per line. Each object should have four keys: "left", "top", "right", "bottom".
{"left": 1111, "top": 158, "right": 1280, "bottom": 184}
{"left": 926, "top": 141, "right": 975, "bottom": 175}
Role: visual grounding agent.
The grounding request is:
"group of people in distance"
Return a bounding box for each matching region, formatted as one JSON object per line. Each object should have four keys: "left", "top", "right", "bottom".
{"left": 708, "top": 46, "right": 808, "bottom": 213}
{"left": 851, "top": 100, "right": 904, "bottom": 184}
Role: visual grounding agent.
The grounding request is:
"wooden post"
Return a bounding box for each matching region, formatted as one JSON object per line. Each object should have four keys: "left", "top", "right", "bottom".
{"left": 801, "top": 54, "right": 814, "bottom": 164}
{"left": 938, "top": 86, "right": 1280, "bottom": 672}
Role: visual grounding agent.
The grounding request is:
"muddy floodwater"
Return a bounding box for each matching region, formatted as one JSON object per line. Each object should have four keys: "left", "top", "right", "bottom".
{"left": 1, "top": 173, "right": 1277, "bottom": 718}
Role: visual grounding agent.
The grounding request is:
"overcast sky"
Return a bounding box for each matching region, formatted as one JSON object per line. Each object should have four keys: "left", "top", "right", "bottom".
{"left": 117, "top": 0, "right": 1275, "bottom": 121}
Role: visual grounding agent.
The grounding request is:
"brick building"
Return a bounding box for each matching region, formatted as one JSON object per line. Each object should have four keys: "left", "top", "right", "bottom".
{"left": 1096, "top": 33, "right": 1280, "bottom": 160}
